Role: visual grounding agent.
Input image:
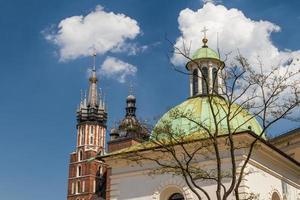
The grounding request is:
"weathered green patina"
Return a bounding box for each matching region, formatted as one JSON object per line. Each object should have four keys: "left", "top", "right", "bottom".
{"left": 192, "top": 47, "right": 220, "bottom": 60}
{"left": 153, "top": 96, "right": 263, "bottom": 137}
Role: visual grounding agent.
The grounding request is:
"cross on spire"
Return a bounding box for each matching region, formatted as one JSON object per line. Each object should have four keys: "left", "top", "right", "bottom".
{"left": 201, "top": 26, "right": 209, "bottom": 47}
{"left": 201, "top": 26, "right": 208, "bottom": 38}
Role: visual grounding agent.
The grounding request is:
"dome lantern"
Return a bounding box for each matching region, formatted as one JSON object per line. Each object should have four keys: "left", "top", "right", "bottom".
{"left": 186, "top": 27, "right": 225, "bottom": 97}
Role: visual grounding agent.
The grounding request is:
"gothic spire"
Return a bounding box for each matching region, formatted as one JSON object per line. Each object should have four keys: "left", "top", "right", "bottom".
{"left": 76, "top": 52, "right": 107, "bottom": 125}
{"left": 88, "top": 52, "right": 99, "bottom": 107}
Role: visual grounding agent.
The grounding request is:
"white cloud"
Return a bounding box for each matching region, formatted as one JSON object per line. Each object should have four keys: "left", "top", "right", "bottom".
{"left": 172, "top": 3, "right": 300, "bottom": 74}
{"left": 100, "top": 56, "right": 137, "bottom": 83}
{"left": 201, "top": 0, "right": 218, "bottom": 4}
{"left": 44, "top": 5, "right": 140, "bottom": 61}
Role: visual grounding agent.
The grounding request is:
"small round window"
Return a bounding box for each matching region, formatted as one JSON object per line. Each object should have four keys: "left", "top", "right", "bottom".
{"left": 168, "top": 193, "right": 184, "bottom": 200}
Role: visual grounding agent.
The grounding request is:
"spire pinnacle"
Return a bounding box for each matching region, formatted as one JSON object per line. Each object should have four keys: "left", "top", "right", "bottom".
{"left": 80, "top": 89, "right": 83, "bottom": 102}
{"left": 92, "top": 51, "right": 96, "bottom": 71}
{"left": 201, "top": 26, "right": 208, "bottom": 47}
{"left": 88, "top": 53, "right": 99, "bottom": 107}
{"left": 129, "top": 81, "right": 134, "bottom": 95}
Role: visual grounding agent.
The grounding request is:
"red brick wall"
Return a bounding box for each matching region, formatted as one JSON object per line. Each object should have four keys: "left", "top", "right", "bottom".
{"left": 67, "top": 149, "right": 104, "bottom": 200}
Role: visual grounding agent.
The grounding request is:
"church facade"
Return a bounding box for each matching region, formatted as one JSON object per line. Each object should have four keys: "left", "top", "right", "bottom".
{"left": 67, "top": 37, "right": 300, "bottom": 200}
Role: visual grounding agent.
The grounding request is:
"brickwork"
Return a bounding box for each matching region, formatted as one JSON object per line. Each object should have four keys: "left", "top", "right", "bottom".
{"left": 108, "top": 138, "right": 141, "bottom": 152}
{"left": 67, "top": 124, "right": 107, "bottom": 200}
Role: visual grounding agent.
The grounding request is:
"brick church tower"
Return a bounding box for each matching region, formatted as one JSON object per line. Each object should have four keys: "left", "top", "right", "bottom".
{"left": 67, "top": 54, "right": 107, "bottom": 200}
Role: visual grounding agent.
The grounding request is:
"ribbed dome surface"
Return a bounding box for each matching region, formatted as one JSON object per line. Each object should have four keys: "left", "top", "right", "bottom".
{"left": 192, "top": 47, "right": 220, "bottom": 60}
{"left": 153, "top": 96, "right": 263, "bottom": 137}
{"left": 126, "top": 94, "right": 136, "bottom": 101}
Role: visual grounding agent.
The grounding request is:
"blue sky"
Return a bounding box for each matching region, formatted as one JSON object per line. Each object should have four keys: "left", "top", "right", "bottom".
{"left": 0, "top": 0, "right": 299, "bottom": 199}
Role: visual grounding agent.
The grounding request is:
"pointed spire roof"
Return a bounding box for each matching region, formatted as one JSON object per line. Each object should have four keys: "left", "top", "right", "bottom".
{"left": 87, "top": 52, "right": 99, "bottom": 107}
{"left": 76, "top": 52, "right": 107, "bottom": 125}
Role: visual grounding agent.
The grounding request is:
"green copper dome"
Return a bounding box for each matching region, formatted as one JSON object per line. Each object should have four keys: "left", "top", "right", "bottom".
{"left": 153, "top": 96, "right": 263, "bottom": 138}
{"left": 192, "top": 47, "right": 220, "bottom": 60}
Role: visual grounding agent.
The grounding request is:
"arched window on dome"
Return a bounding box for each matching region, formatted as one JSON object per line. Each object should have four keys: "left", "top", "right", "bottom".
{"left": 168, "top": 193, "right": 184, "bottom": 200}
{"left": 212, "top": 68, "right": 218, "bottom": 94}
{"left": 271, "top": 192, "right": 280, "bottom": 200}
{"left": 201, "top": 67, "right": 208, "bottom": 95}
{"left": 192, "top": 69, "right": 198, "bottom": 96}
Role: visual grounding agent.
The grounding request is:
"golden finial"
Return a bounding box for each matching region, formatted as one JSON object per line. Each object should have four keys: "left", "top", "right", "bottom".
{"left": 201, "top": 26, "right": 208, "bottom": 47}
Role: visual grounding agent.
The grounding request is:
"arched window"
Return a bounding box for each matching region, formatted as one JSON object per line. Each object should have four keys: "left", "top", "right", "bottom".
{"left": 212, "top": 68, "right": 218, "bottom": 94}
{"left": 90, "top": 126, "right": 94, "bottom": 145}
{"left": 201, "top": 67, "right": 208, "bottom": 95}
{"left": 78, "top": 150, "right": 83, "bottom": 161}
{"left": 71, "top": 182, "right": 75, "bottom": 194}
{"left": 93, "top": 180, "right": 96, "bottom": 193}
{"left": 77, "top": 165, "right": 82, "bottom": 177}
{"left": 78, "top": 132, "right": 82, "bottom": 146}
{"left": 82, "top": 181, "right": 85, "bottom": 193}
{"left": 271, "top": 192, "right": 280, "bottom": 200}
{"left": 168, "top": 193, "right": 184, "bottom": 200}
{"left": 98, "top": 166, "right": 103, "bottom": 175}
{"left": 77, "top": 181, "right": 81, "bottom": 193}
{"left": 81, "top": 127, "right": 85, "bottom": 145}
{"left": 192, "top": 69, "right": 198, "bottom": 96}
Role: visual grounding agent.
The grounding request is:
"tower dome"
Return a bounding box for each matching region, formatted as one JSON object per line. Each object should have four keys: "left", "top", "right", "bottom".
{"left": 153, "top": 29, "right": 263, "bottom": 139}
{"left": 110, "top": 127, "right": 119, "bottom": 140}
{"left": 190, "top": 34, "right": 221, "bottom": 61}
{"left": 153, "top": 96, "right": 263, "bottom": 138}
{"left": 192, "top": 47, "right": 220, "bottom": 61}
{"left": 109, "top": 93, "right": 149, "bottom": 141}
{"left": 127, "top": 94, "right": 136, "bottom": 101}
